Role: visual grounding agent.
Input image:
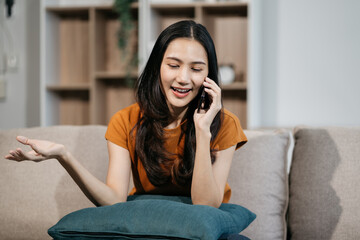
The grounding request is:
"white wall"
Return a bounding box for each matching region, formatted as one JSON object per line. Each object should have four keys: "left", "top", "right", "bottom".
{"left": 26, "top": 0, "right": 41, "bottom": 128}
{"left": 0, "top": 0, "right": 40, "bottom": 129}
{"left": 254, "top": 0, "right": 360, "bottom": 128}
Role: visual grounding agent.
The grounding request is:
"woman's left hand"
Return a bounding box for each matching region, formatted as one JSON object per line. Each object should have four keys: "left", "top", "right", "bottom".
{"left": 4, "top": 136, "right": 66, "bottom": 162}
{"left": 193, "top": 77, "right": 222, "bottom": 133}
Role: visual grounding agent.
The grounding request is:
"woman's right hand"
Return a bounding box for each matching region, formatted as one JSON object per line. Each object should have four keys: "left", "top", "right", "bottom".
{"left": 4, "top": 136, "right": 66, "bottom": 162}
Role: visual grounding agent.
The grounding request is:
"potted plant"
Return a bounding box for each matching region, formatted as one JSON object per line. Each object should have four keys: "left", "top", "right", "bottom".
{"left": 113, "top": 0, "right": 138, "bottom": 86}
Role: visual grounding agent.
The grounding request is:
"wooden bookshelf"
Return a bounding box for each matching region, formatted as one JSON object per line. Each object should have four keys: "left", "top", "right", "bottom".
{"left": 91, "top": 6, "right": 138, "bottom": 125}
{"left": 42, "top": 1, "right": 249, "bottom": 128}
{"left": 43, "top": 3, "right": 138, "bottom": 126}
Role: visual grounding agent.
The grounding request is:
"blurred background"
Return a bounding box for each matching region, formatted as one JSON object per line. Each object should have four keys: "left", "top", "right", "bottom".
{"left": 0, "top": 0, "right": 359, "bottom": 130}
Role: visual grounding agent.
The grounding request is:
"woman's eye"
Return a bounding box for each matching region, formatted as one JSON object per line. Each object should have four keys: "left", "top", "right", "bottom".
{"left": 168, "top": 64, "right": 179, "bottom": 68}
{"left": 192, "top": 68, "right": 202, "bottom": 72}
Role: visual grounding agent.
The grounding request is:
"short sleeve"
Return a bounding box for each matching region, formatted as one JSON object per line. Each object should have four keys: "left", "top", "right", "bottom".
{"left": 211, "top": 109, "right": 247, "bottom": 151}
{"left": 105, "top": 104, "right": 140, "bottom": 150}
{"left": 105, "top": 112, "right": 129, "bottom": 150}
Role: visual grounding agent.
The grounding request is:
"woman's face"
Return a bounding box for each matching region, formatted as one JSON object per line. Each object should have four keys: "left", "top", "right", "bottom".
{"left": 160, "top": 38, "right": 209, "bottom": 115}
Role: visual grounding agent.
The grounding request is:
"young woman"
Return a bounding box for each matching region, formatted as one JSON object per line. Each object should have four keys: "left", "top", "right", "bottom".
{"left": 5, "top": 20, "right": 247, "bottom": 208}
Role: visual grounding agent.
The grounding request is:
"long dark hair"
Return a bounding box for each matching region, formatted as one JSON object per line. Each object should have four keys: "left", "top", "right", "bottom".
{"left": 134, "top": 20, "right": 222, "bottom": 186}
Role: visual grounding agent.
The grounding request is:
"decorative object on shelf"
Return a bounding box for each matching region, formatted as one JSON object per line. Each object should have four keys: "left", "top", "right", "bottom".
{"left": 219, "top": 64, "right": 235, "bottom": 85}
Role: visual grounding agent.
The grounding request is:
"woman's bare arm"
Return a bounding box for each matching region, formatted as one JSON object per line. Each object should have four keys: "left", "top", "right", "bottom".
{"left": 192, "top": 77, "right": 236, "bottom": 208}
{"left": 191, "top": 130, "right": 236, "bottom": 208}
{"left": 5, "top": 136, "right": 131, "bottom": 206}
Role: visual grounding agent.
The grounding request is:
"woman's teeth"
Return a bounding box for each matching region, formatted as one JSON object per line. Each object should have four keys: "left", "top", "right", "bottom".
{"left": 171, "top": 87, "right": 191, "bottom": 93}
{"left": 172, "top": 87, "right": 191, "bottom": 93}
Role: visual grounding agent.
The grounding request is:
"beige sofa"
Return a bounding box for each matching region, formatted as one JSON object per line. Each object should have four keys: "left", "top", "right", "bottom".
{"left": 0, "top": 125, "right": 359, "bottom": 239}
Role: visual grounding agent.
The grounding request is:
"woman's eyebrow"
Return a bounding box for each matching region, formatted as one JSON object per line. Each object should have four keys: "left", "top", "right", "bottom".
{"left": 192, "top": 61, "right": 207, "bottom": 65}
{"left": 165, "top": 57, "right": 206, "bottom": 65}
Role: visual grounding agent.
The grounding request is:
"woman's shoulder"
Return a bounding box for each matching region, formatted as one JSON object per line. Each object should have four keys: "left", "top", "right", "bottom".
{"left": 117, "top": 102, "right": 140, "bottom": 115}
{"left": 110, "top": 103, "right": 141, "bottom": 125}
{"left": 222, "top": 108, "right": 241, "bottom": 127}
{"left": 214, "top": 108, "right": 247, "bottom": 149}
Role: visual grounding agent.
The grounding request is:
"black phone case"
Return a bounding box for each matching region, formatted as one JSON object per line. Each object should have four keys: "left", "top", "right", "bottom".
{"left": 197, "top": 87, "right": 210, "bottom": 112}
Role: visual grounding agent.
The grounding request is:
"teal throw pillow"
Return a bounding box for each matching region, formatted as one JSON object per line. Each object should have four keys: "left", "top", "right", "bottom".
{"left": 48, "top": 195, "right": 256, "bottom": 240}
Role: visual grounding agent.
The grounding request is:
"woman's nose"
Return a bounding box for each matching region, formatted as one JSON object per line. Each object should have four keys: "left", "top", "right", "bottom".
{"left": 176, "top": 67, "right": 190, "bottom": 85}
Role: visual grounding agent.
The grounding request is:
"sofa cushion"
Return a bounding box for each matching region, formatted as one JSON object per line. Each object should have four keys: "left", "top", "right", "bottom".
{"left": 228, "top": 130, "right": 291, "bottom": 240}
{"left": 0, "top": 126, "right": 108, "bottom": 240}
{"left": 288, "top": 126, "right": 360, "bottom": 239}
{"left": 48, "top": 194, "right": 256, "bottom": 240}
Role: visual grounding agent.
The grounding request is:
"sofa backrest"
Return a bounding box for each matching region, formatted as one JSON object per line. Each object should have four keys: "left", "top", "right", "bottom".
{"left": 288, "top": 126, "right": 360, "bottom": 240}
{"left": 0, "top": 125, "right": 293, "bottom": 240}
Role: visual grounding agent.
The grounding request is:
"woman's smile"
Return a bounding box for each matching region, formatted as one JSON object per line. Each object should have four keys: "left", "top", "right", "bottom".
{"left": 171, "top": 87, "right": 192, "bottom": 98}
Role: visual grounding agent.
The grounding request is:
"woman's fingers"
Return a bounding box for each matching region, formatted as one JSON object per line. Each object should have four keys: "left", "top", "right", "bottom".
{"left": 19, "top": 150, "right": 44, "bottom": 162}
{"left": 204, "top": 87, "right": 216, "bottom": 98}
{"left": 5, "top": 151, "right": 17, "bottom": 160}
{"left": 5, "top": 149, "right": 22, "bottom": 162}
{"left": 4, "top": 136, "right": 59, "bottom": 162}
{"left": 16, "top": 136, "right": 43, "bottom": 155}
{"left": 203, "top": 78, "right": 222, "bottom": 111}
{"left": 17, "top": 148, "right": 34, "bottom": 161}
{"left": 204, "top": 77, "right": 221, "bottom": 92}
{"left": 5, "top": 148, "right": 44, "bottom": 162}
{"left": 203, "top": 78, "right": 221, "bottom": 99}
{"left": 194, "top": 77, "right": 222, "bottom": 128}
{"left": 16, "top": 136, "right": 30, "bottom": 145}
{"left": 14, "top": 149, "right": 23, "bottom": 159}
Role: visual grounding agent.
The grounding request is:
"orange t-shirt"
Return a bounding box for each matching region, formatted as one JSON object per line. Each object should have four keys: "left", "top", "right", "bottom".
{"left": 105, "top": 103, "right": 247, "bottom": 203}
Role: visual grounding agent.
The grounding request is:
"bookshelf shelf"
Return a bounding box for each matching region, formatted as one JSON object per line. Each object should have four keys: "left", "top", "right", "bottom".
{"left": 221, "top": 82, "right": 247, "bottom": 91}
{"left": 46, "top": 83, "right": 90, "bottom": 91}
{"left": 95, "top": 71, "right": 138, "bottom": 79}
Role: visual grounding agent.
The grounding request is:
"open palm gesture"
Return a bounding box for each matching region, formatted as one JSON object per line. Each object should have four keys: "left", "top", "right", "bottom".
{"left": 5, "top": 136, "right": 65, "bottom": 162}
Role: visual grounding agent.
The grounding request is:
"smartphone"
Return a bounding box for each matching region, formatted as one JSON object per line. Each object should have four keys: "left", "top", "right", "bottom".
{"left": 197, "top": 87, "right": 210, "bottom": 113}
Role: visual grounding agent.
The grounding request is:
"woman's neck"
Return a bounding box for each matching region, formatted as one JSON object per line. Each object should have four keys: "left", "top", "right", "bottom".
{"left": 166, "top": 106, "right": 188, "bottom": 129}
